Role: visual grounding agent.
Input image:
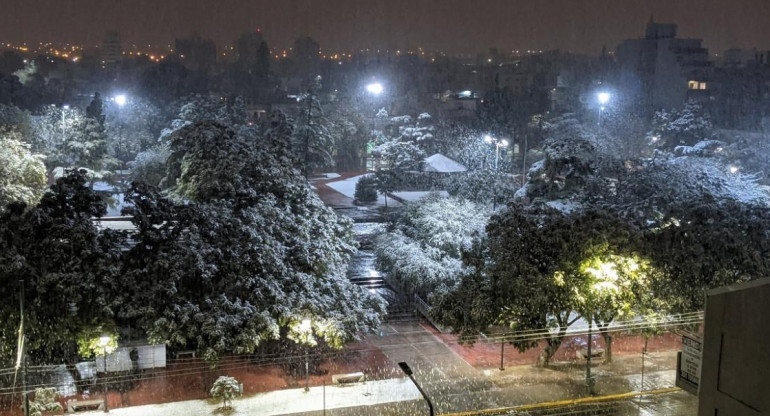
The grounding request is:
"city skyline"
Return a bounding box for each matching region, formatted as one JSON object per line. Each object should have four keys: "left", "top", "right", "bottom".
{"left": 1, "top": 0, "right": 769, "bottom": 55}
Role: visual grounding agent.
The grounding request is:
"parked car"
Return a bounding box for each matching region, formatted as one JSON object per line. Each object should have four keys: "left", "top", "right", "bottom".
{"left": 563, "top": 334, "right": 605, "bottom": 360}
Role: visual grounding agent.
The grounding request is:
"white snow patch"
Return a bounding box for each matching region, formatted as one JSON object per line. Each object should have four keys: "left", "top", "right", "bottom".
{"left": 322, "top": 173, "right": 341, "bottom": 179}
{"left": 86, "top": 378, "right": 420, "bottom": 416}
{"left": 325, "top": 174, "right": 401, "bottom": 206}
{"left": 423, "top": 153, "right": 467, "bottom": 173}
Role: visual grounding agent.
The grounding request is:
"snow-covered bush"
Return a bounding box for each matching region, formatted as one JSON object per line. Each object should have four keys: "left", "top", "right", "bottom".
{"left": 374, "top": 194, "right": 489, "bottom": 296}
{"left": 27, "top": 387, "right": 63, "bottom": 416}
{"left": 128, "top": 143, "right": 170, "bottom": 187}
{"left": 210, "top": 376, "right": 241, "bottom": 410}
{"left": 354, "top": 175, "right": 377, "bottom": 204}
{"left": 445, "top": 170, "right": 518, "bottom": 206}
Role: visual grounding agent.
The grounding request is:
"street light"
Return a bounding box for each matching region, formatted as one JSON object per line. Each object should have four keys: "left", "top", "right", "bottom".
{"left": 398, "top": 362, "right": 434, "bottom": 416}
{"left": 366, "top": 82, "right": 384, "bottom": 96}
{"left": 300, "top": 319, "right": 312, "bottom": 392}
{"left": 484, "top": 135, "right": 509, "bottom": 171}
{"left": 113, "top": 94, "right": 127, "bottom": 107}
{"left": 729, "top": 165, "right": 739, "bottom": 174}
{"left": 596, "top": 92, "right": 611, "bottom": 126}
{"left": 99, "top": 335, "right": 110, "bottom": 413}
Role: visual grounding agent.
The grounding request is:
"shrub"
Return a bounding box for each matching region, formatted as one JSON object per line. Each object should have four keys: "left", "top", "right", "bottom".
{"left": 354, "top": 175, "right": 378, "bottom": 204}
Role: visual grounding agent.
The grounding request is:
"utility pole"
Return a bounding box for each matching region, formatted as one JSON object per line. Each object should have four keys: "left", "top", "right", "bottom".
{"left": 499, "top": 340, "right": 505, "bottom": 371}
{"left": 586, "top": 312, "right": 595, "bottom": 396}
{"left": 19, "top": 280, "right": 30, "bottom": 416}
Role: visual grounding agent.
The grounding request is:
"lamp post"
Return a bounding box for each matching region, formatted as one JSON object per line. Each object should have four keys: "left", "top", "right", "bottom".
{"left": 484, "top": 135, "right": 509, "bottom": 171}
{"left": 585, "top": 313, "right": 596, "bottom": 396}
{"left": 99, "top": 335, "right": 110, "bottom": 412}
{"left": 300, "top": 318, "right": 312, "bottom": 392}
{"left": 113, "top": 94, "right": 127, "bottom": 107}
{"left": 596, "top": 92, "right": 610, "bottom": 126}
{"left": 398, "top": 362, "right": 433, "bottom": 416}
{"left": 365, "top": 81, "right": 385, "bottom": 171}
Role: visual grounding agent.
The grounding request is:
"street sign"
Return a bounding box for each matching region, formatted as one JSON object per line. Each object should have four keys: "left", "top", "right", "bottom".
{"left": 676, "top": 334, "right": 702, "bottom": 394}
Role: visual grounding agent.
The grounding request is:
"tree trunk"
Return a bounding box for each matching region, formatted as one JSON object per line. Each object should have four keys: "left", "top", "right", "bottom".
{"left": 536, "top": 329, "right": 566, "bottom": 367}
{"left": 600, "top": 329, "right": 612, "bottom": 363}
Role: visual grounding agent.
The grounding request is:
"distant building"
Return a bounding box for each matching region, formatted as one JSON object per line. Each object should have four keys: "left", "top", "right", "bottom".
{"left": 174, "top": 33, "right": 217, "bottom": 73}
{"left": 432, "top": 90, "right": 478, "bottom": 120}
{"left": 235, "top": 30, "right": 264, "bottom": 68}
{"left": 615, "top": 18, "right": 713, "bottom": 113}
{"left": 101, "top": 31, "right": 122, "bottom": 64}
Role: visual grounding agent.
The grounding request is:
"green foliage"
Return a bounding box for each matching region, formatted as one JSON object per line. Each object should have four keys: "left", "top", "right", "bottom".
{"left": 433, "top": 205, "right": 647, "bottom": 366}
{"left": 76, "top": 329, "right": 118, "bottom": 359}
{"left": 354, "top": 175, "right": 378, "bottom": 203}
{"left": 0, "top": 170, "right": 122, "bottom": 365}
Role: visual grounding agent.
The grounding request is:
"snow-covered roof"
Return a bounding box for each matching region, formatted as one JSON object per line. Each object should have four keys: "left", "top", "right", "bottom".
{"left": 423, "top": 153, "right": 467, "bottom": 173}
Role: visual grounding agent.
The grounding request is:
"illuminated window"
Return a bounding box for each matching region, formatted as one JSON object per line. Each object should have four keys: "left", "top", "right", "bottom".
{"left": 688, "top": 80, "right": 699, "bottom": 90}
{"left": 699, "top": 82, "right": 707, "bottom": 90}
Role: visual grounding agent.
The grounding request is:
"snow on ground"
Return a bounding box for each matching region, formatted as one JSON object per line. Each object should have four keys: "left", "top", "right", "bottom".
{"left": 391, "top": 190, "right": 449, "bottom": 203}
{"left": 325, "top": 174, "right": 400, "bottom": 207}
{"left": 85, "top": 378, "right": 420, "bottom": 416}
{"left": 322, "top": 172, "right": 341, "bottom": 179}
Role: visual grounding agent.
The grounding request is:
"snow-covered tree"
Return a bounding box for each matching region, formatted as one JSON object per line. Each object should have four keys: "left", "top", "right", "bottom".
{"left": 293, "top": 76, "right": 334, "bottom": 176}
{"left": 0, "top": 170, "right": 122, "bottom": 365}
{"left": 121, "top": 116, "right": 385, "bottom": 361}
{"left": 127, "top": 143, "right": 170, "bottom": 187}
{"left": 210, "top": 376, "right": 241, "bottom": 410}
{"left": 0, "top": 130, "right": 47, "bottom": 211}
{"left": 649, "top": 100, "right": 714, "bottom": 150}
{"left": 375, "top": 194, "right": 489, "bottom": 295}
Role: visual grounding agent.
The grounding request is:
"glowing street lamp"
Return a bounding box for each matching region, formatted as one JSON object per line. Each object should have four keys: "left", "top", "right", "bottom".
{"left": 113, "top": 94, "right": 127, "bottom": 107}
{"left": 366, "top": 82, "right": 384, "bottom": 96}
{"left": 596, "top": 91, "right": 611, "bottom": 126}
{"left": 597, "top": 91, "right": 611, "bottom": 107}
{"left": 729, "top": 165, "right": 739, "bottom": 174}
{"left": 484, "top": 135, "right": 509, "bottom": 171}
{"left": 99, "top": 335, "right": 111, "bottom": 413}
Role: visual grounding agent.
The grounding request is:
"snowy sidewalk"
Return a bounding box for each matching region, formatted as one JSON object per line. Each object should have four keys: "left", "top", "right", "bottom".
{"left": 87, "top": 377, "right": 421, "bottom": 416}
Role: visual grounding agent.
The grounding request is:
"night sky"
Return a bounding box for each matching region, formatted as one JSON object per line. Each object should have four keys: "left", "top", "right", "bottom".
{"left": 1, "top": 0, "right": 768, "bottom": 54}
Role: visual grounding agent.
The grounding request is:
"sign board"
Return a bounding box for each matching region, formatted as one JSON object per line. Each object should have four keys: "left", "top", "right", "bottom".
{"left": 676, "top": 334, "right": 702, "bottom": 394}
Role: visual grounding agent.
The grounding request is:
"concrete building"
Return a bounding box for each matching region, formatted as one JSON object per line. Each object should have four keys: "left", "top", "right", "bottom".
{"left": 174, "top": 33, "right": 217, "bottom": 73}
{"left": 101, "top": 31, "right": 122, "bottom": 64}
{"left": 616, "top": 18, "right": 713, "bottom": 113}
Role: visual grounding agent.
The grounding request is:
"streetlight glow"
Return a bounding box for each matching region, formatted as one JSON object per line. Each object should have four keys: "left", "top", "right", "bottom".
{"left": 597, "top": 92, "right": 610, "bottom": 105}
{"left": 484, "top": 135, "right": 493, "bottom": 144}
{"left": 114, "top": 94, "right": 127, "bottom": 106}
{"left": 500, "top": 139, "right": 509, "bottom": 147}
{"left": 729, "top": 166, "right": 739, "bottom": 174}
{"left": 366, "top": 82, "right": 383, "bottom": 95}
{"left": 99, "top": 335, "right": 110, "bottom": 347}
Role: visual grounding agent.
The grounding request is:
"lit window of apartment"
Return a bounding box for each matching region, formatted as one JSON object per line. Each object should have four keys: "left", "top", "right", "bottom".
{"left": 688, "top": 80, "right": 708, "bottom": 90}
